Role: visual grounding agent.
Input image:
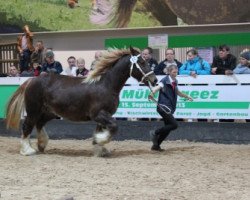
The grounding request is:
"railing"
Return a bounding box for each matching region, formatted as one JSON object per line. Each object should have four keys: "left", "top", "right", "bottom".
{"left": 0, "top": 43, "right": 19, "bottom": 74}
{"left": 0, "top": 75, "right": 249, "bottom": 119}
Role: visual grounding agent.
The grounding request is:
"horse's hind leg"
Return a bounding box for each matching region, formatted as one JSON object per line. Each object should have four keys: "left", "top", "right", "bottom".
{"left": 20, "top": 116, "right": 37, "bottom": 156}
{"left": 92, "top": 110, "right": 118, "bottom": 157}
{"left": 36, "top": 113, "right": 57, "bottom": 152}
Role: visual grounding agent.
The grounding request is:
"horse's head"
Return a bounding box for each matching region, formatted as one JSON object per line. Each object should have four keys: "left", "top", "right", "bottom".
{"left": 129, "top": 47, "right": 157, "bottom": 87}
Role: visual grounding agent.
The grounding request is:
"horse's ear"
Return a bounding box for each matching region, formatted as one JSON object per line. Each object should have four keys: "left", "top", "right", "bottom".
{"left": 130, "top": 46, "right": 139, "bottom": 56}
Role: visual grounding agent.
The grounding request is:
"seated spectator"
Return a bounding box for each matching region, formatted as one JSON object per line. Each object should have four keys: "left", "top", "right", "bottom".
{"left": 155, "top": 48, "right": 182, "bottom": 75}
{"left": 179, "top": 49, "right": 211, "bottom": 77}
{"left": 211, "top": 44, "right": 237, "bottom": 75}
{"left": 76, "top": 58, "right": 89, "bottom": 77}
{"left": 22, "top": 62, "right": 41, "bottom": 77}
{"left": 61, "top": 56, "right": 77, "bottom": 76}
{"left": 90, "top": 51, "right": 102, "bottom": 71}
{"left": 41, "top": 51, "right": 63, "bottom": 75}
{"left": 30, "top": 40, "right": 46, "bottom": 66}
{"left": 8, "top": 65, "right": 20, "bottom": 77}
{"left": 233, "top": 51, "right": 250, "bottom": 74}
{"left": 141, "top": 47, "right": 158, "bottom": 72}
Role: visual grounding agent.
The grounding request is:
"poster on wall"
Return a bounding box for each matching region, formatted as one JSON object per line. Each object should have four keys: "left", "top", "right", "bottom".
{"left": 0, "top": 0, "right": 249, "bottom": 33}
{"left": 148, "top": 34, "right": 168, "bottom": 48}
{"left": 197, "top": 47, "right": 214, "bottom": 64}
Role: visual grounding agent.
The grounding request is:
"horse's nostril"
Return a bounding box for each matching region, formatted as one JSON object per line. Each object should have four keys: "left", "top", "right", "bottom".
{"left": 154, "top": 79, "right": 158, "bottom": 84}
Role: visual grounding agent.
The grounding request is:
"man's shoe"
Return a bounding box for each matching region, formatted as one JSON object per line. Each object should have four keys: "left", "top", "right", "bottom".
{"left": 149, "top": 130, "right": 158, "bottom": 146}
{"left": 151, "top": 145, "right": 164, "bottom": 152}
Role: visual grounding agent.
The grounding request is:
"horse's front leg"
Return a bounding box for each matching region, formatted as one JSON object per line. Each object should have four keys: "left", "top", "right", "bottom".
{"left": 92, "top": 110, "right": 118, "bottom": 157}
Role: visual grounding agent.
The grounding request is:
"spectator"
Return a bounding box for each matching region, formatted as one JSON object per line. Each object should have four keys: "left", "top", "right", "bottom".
{"left": 41, "top": 51, "right": 63, "bottom": 75}
{"left": 141, "top": 47, "right": 158, "bottom": 72}
{"left": 8, "top": 65, "right": 20, "bottom": 77}
{"left": 76, "top": 58, "right": 89, "bottom": 77}
{"left": 155, "top": 48, "right": 182, "bottom": 75}
{"left": 233, "top": 51, "right": 250, "bottom": 74}
{"left": 17, "top": 25, "right": 34, "bottom": 73}
{"left": 20, "top": 62, "right": 43, "bottom": 77}
{"left": 90, "top": 51, "right": 102, "bottom": 70}
{"left": 179, "top": 49, "right": 211, "bottom": 77}
{"left": 61, "top": 56, "right": 77, "bottom": 76}
{"left": 30, "top": 41, "right": 46, "bottom": 66}
{"left": 211, "top": 44, "right": 237, "bottom": 75}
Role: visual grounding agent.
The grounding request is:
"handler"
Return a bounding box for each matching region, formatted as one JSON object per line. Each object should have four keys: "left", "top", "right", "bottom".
{"left": 149, "top": 65, "right": 193, "bottom": 151}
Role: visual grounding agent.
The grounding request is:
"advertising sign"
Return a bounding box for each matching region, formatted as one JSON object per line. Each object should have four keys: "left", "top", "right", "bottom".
{"left": 114, "top": 85, "right": 250, "bottom": 119}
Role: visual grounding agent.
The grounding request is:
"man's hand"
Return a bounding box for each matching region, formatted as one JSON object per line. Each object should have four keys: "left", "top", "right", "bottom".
{"left": 190, "top": 71, "right": 197, "bottom": 78}
{"left": 225, "top": 70, "right": 234, "bottom": 75}
{"left": 148, "top": 93, "right": 154, "bottom": 101}
{"left": 211, "top": 67, "right": 217, "bottom": 74}
{"left": 186, "top": 96, "right": 193, "bottom": 101}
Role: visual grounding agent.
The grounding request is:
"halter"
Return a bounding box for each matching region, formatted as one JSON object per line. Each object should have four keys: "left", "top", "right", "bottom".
{"left": 130, "top": 54, "right": 154, "bottom": 83}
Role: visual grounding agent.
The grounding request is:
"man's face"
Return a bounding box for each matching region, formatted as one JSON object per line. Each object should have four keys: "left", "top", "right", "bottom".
{"left": 219, "top": 48, "right": 229, "bottom": 59}
{"left": 46, "top": 56, "right": 54, "bottom": 64}
{"left": 68, "top": 58, "right": 76, "bottom": 67}
{"left": 165, "top": 50, "right": 175, "bottom": 61}
{"left": 9, "top": 66, "right": 18, "bottom": 76}
{"left": 36, "top": 42, "right": 43, "bottom": 50}
{"left": 142, "top": 49, "right": 151, "bottom": 61}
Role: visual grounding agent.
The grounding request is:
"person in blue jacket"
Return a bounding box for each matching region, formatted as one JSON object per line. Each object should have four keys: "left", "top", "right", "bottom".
{"left": 179, "top": 49, "right": 211, "bottom": 77}
{"left": 233, "top": 51, "right": 250, "bottom": 74}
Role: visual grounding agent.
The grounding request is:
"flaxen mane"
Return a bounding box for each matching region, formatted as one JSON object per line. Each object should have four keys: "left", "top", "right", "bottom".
{"left": 84, "top": 48, "right": 131, "bottom": 83}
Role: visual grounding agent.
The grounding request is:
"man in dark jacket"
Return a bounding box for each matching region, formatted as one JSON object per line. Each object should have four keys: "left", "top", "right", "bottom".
{"left": 211, "top": 44, "right": 237, "bottom": 75}
{"left": 149, "top": 65, "right": 193, "bottom": 151}
{"left": 141, "top": 47, "right": 158, "bottom": 72}
{"left": 41, "top": 51, "right": 63, "bottom": 75}
{"left": 155, "top": 48, "right": 182, "bottom": 75}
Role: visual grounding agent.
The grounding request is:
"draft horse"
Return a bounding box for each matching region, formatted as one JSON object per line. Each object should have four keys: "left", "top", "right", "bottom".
{"left": 6, "top": 47, "right": 157, "bottom": 157}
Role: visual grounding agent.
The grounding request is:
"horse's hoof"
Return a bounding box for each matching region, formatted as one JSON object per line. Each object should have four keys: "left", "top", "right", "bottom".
{"left": 93, "top": 145, "right": 111, "bottom": 157}
{"left": 37, "top": 145, "right": 45, "bottom": 153}
{"left": 20, "top": 147, "right": 36, "bottom": 156}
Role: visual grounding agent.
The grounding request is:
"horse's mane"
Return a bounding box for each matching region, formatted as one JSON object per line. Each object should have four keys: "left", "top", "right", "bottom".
{"left": 84, "top": 48, "right": 131, "bottom": 83}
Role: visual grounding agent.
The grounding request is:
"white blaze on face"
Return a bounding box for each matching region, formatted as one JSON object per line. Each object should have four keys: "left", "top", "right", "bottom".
{"left": 94, "top": 130, "right": 111, "bottom": 145}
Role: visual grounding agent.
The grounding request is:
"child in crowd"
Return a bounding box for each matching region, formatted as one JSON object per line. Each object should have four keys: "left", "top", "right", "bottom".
{"left": 33, "top": 62, "right": 42, "bottom": 76}
{"left": 76, "top": 58, "right": 89, "bottom": 77}
{"left": 233, "top": 51, "right": 250, "bottom": 74}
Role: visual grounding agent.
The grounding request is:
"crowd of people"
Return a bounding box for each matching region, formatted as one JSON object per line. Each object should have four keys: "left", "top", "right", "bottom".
{"left": 1, "top": 25, "right": 91, "bottom": 78}
{"left": 2, "top": 25, "right": 250, "bottom": 78}
{"left": 142, "top": 45, "right": 250, "bottom": 77}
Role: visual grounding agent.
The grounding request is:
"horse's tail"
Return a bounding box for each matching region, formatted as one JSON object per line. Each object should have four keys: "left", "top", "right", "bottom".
{"left": 89, "top": 0, "right": 137, "bottom": 28}
{"left": 115, "top": 0, "right": 137, "bottom": 28}
{"left": 5, "top": 79, "right": 32, "bottom": 130}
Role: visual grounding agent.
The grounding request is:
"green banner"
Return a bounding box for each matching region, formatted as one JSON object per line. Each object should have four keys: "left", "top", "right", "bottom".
{"left": 0, "top": 86, "right": 18, "bottom": 118}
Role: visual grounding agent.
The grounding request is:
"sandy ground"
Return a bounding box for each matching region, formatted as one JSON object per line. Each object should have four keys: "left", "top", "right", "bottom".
{"left": 0, "top": 136, "right": 249, "bottom": 200}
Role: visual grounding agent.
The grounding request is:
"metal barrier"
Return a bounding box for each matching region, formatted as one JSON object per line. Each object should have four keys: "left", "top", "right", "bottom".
{"left": 0, "top": 42, "right": 19, "bottom": 74}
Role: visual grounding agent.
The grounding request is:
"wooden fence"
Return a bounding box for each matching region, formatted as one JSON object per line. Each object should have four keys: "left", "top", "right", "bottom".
{"left": 0, "top": 43, "right": 19, "bottom": 74}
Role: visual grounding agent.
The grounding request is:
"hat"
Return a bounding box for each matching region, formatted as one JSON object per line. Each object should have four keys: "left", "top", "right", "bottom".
{"left": 240, "top": 51, "right": 250, "bottom": 61}
{"left": 45, "top": 51, "right": 54, "bottom": 58}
